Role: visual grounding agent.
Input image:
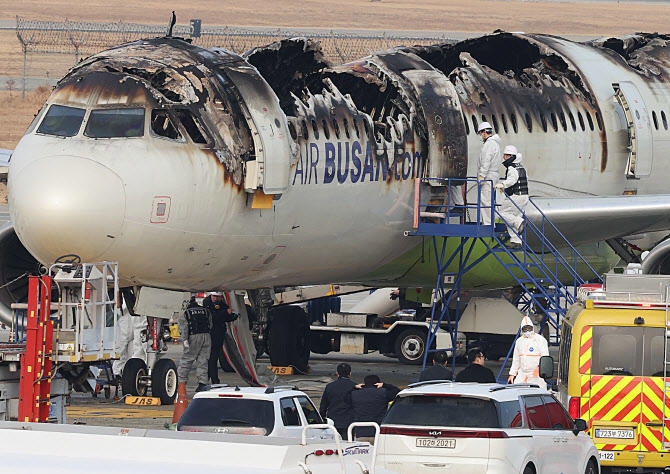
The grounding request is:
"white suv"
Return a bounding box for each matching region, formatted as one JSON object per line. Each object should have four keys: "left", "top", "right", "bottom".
{"left": 176, "top": 385, "right": 333, "bottom": 439}
{"left": 377, "top": 381, "right": 599, "bottom": 474}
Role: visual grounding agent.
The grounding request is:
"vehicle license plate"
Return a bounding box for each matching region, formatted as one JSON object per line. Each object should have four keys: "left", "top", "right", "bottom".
{"left": 599, "top": 451, "right": 615, "bottom": 461}
{"left": 416, "top": 438, "right": 456, "bottom": 448}
{"left": 595, "top": 429, "right": 634, "bottom": 439}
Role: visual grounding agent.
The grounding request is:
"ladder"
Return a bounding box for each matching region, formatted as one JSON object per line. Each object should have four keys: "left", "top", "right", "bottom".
{"left": 18, "top": 275, "right": 54, "bottom": 422}
{"left": 407, "top": 177, "right": 603, "bottom": 374}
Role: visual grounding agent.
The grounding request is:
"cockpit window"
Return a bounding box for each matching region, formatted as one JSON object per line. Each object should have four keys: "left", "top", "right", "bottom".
{"left": 37, "top": 104, "right": 85, "bottom": 137}
{"left": 174, "top": 109, "right": 208, "bottom": 144}
{"left": 85, "top": 108, "right": 145, "bottom": 138}
{"left": 151, "top": 110, "right": 182, "bottom": 141}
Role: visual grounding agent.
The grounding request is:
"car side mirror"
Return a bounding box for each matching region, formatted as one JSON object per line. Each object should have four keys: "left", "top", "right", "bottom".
{"left": 326, "top": 417, "right": 335, "bottom": 427}
{"left": 573, "top": 418, "right": 587, "bottom": 435}
{"left": 539, "top": 355, "right": 554, "bottom": 379}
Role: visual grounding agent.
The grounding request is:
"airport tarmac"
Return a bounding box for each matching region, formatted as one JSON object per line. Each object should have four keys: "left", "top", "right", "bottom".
{"left": 66, "top": 341, "right": 518, "bottom": 430}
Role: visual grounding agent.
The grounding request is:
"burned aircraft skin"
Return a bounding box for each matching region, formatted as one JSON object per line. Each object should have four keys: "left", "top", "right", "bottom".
{"left": 9, "top": 31, "right": 670, "bottom": 314}
{"left": 10, "top": 30, "right": 670, "bottom": 382}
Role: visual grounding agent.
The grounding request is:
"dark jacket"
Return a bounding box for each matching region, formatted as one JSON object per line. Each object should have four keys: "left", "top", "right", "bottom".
{"left": 319, "top": 376, "right": 356, "bottom": 430}
{"left": 350, "top": 383, "right": 400, "bottom": 437}
{"left": 455, "top": 363, "right": 496, "bottom": 383}
{"left": 202, "top": 295, "right": 236, "bottom": 340}
{"left": 419, "top": 364, "right": 453, "bottom": 382}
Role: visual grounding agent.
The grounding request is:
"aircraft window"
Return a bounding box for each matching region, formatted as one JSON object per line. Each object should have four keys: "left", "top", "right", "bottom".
{"left": 586, "top": 111, "right": 594, "bottom": 131}
{"left": 462, "top": 113, "right": 470, "bottom": 134}
{"left": 85, "top": 108, "right": 144, "bottom": 139}
{"left": 558, "top": 111, "right": 567, "bottom": 131}
{"left": 652, "top": 111, "right": 659, "bottom": 130}
{"left": 491, "top": 115, "right": 499, "bottom": 133}
{"left": 501, "top": 114, "right": 508, "bottom": 134}
{"left": 288, "top": 121, "right": 298, "bottom": 140}
{"left": 151, "top": 110, "right": 182, "bottom": 140}
{"left": 174, "top": 110, "right": 208, "bottom": 144}
{"left": 524, "top": 113, "right": 532, "bottom": 133}
{"left": 662, "top": 111, "right": 668, "bottom": 130}
{"left": 301, "top": 120, "right": 309, "bottom": 139}
{"left": 27, "top": 106, "right": 48, "bottom": 135}
{"left": 510, "top": 113, "right": 518, "bottom": 133}
{"left": 311, "top": 120, "right": 319, "bottom": 139}
{"left": 352, "top": 118, "right": 361, "bottom": 138}
{"left": 342, "top": 118, "right": 351, "bottom": 139}
{"left": 540, "top": 114, "right": 547, "bottom": 132}
{"left": 322, "top": 119, "right": 330, "bottom": 140}
{"left": 550, "top": 113, "right": 558, "bottom": 132}
{"left": 577, "top": 112, "right": 585, "bottom": 131}
{"left": 332, "top": 119, "right": 341, "bottom": 139}
{"left": 568, "top": 112, "right": 577, "bottom": 131}
{"left": 37, "top": 104, "right": 85, "bottom": 137}
{"left": 471, "top": 115, "right": 478, "bottom": 131}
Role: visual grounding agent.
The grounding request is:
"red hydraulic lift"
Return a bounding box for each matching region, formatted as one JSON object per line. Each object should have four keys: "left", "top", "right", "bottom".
{"left": 18, "top": 275, "right": 54, "bottom": 422}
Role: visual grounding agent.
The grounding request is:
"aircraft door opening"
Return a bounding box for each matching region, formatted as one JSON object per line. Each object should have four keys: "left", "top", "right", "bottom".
{"left": 614, "top": 82, "right": 653, "bottom": 178}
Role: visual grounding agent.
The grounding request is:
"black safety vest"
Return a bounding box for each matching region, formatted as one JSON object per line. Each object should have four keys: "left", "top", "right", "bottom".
{"left": 184, "top": 306, "right": 210, "bottom": 335}
{"left": 504, "top": 163, "right": 528, "bottom": 196}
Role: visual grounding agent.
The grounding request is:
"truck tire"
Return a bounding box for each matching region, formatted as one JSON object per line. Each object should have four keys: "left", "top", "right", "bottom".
{"left": 121, "top": 357, "right": 148, "bottom": 396}
{"left": 151, "top": 358, "right": 177, "bottom": 405}
{"left": 267, "top": 305, "right": 310, "bottom": 373}
{"left": 395, "top": 328, "right": 427, "bottom": 365}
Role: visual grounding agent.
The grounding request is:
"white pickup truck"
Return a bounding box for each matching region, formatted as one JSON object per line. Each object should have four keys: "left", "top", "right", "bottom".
{"left": 0, "top": 420, "right": 390, "bottom": 473}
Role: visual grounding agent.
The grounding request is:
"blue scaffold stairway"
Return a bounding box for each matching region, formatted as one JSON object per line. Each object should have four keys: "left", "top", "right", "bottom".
{"left": 406, "top": 177, "right": 603, "bottom": 369}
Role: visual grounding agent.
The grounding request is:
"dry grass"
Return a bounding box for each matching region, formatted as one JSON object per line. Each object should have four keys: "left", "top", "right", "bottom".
{"left": 3, "top": 0, "right": 670, "bottom": 36}
{"left": 0, "top": 87, "right": 50, "bottom": 149}
{"left": 1, "top": 0, "right": 670, "bottom": 149}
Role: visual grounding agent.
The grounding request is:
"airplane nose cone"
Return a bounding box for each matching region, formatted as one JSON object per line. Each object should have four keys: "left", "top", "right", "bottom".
{"left": 10, "top": 156, "right": 125, "bottom": 263}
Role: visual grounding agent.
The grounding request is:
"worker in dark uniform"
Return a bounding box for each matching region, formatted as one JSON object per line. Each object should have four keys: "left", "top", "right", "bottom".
{"left": 319, "top": 362, "right": 356, "bottom": 439}
{"left": 350, "top": 374, "right": 400, "bottom": 442}
{"left": 177, "top": 297, "right": 212, "bottom": 393}
{"left": 202, "top": 291, "right": 237, "bottom": 385}
{"left": 455, "top": 348, "right": 496, "bottom": 383}
{"left": 418, "top": 350, "right": 453, "bottom": 381}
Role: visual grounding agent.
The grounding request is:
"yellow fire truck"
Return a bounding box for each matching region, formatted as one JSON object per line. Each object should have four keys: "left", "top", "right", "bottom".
{"left": 557, "top": 270, "right": 670, "bottom": 473}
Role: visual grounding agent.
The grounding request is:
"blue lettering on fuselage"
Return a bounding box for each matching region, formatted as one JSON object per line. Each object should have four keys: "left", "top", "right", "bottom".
{"left": 292, "top": 140, "right": 424, "bottom": 186}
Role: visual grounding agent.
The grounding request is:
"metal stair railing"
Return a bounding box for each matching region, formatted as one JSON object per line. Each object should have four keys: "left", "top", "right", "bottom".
{"left": 409, "top": 177, "right": 603, "bottom": 369}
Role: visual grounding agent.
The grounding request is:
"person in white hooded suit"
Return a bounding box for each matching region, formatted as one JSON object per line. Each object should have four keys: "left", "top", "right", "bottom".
{"left": 495, "top": 145, "right": 529, "bottom": 249}
{"left": 476, "top": 121, "right": 502, "bottom": 225}
{"left": 507, "top": 315, "right": 549, "bottom": 390}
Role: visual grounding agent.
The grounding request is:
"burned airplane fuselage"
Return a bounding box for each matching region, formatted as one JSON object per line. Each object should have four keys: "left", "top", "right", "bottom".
{"left": 8, "top": 31, "right": 670, "bottom": 292}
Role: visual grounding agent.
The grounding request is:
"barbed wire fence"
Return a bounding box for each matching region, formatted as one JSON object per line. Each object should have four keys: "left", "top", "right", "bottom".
{"left": 14, "top": 17, "right": 452, "bottom": 97}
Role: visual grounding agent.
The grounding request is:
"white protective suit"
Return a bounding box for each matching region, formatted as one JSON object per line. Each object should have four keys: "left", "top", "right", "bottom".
{"left": 477, "top": 134, "right": 502, "bottom": 225}
{"left": 497, "top": 153, "right": 529, "bottom": 245}
{"left": 508, "top": 315, "right": 549, "bottom": 390}
{"left": 112, "top": 306, "right": 148, "bottom": 377}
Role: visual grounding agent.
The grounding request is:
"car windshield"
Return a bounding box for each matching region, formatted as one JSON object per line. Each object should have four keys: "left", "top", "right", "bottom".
{"left": 383, "top": 395, "right": 500, "bottom": 428}
{"left": 177, "top": 398, "right": 275, "bottom": 435}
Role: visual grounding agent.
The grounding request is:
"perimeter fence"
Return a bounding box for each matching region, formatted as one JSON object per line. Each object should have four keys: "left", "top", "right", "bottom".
{"left": 12, "top": 17, "right": 453, "bottom": 95}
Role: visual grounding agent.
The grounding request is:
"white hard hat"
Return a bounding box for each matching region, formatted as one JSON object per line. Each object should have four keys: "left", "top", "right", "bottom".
{"left": 206, "top": 291, "right": 223, "bottom": 296}
{"left": 503, "top": 145, "right": 518, "bottom": 156}
{"left": 477, "top": 121, "right": 493, "bottom": 133}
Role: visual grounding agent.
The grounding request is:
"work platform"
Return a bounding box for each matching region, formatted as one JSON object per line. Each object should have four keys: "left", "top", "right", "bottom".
{"left": 406, "top": 177, "right": 603, "bottom": 378}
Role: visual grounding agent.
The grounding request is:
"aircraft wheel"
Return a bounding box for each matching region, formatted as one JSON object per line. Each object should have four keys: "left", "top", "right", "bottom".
{"left": 151, "top": 358, "right": 178, "bottom": 405}
{"left": 395, "top": 329, "right": 427, "bottom": 365}
{"left": 121, "top": 358, "right": 148, "bottom": 396}
{"left": 267, "top": 305, "right": 310, "bottom": 373}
